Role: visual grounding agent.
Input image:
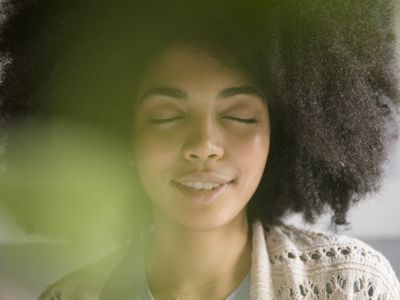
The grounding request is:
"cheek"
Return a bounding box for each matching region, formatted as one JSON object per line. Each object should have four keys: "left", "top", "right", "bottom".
{"left": 229, "top": 129, "right": 270, "bottom": 170}
{"left": 133, "top": 130, "right": 181, "bottom": 179}
{"left": 228, "top": 129, "right": 270, "bottom": 200}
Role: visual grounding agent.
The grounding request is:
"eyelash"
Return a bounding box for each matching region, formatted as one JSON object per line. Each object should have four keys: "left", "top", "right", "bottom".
{"left": 149, "top": 117, "right": 183, "bottom": 125}
{"left": 223, "top": 116, "right": 258, "bottom": 124}
{"left": 149, "top": 116, "right": 257, "bottom": 125}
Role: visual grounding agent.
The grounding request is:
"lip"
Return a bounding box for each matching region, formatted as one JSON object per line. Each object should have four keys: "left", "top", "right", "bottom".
{"left": 171, "top": 180, "right": 231, "bottom": 204}
{"left": 171, "top": 172, "right": 234, "bottom": 204}
{"left": 173, "top": 172, "right": 233, "bottom": 185}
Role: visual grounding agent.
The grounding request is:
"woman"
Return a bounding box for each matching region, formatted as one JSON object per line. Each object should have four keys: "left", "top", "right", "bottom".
{"left": 1, "top": 0, "right": 400, "bottom": 299}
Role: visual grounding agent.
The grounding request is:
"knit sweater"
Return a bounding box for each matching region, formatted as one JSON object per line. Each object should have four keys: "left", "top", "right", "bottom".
{"left": 38, "top": 220, "right": 400, "bottom": 300}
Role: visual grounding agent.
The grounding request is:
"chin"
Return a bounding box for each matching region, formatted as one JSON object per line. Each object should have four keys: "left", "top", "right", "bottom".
{"left": 171, "top": 209, "right": 247, "bottom": 232}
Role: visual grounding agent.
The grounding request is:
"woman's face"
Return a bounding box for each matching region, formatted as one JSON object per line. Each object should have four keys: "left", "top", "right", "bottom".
{"left": 132, "top": 44, "right": 270, "bottom": 231}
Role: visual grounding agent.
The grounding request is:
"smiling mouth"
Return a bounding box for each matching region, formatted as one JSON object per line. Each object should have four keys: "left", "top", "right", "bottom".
{"left": 177, "top": 181, "right": 223, "bottom": 190}
{"left": 171, "top": 180, "right": 233, "bottom": 204}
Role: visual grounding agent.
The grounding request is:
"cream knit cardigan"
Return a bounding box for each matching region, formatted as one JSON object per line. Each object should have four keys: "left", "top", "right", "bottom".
{"left": 39, "top": 220, "right": 400, "bottom": 300}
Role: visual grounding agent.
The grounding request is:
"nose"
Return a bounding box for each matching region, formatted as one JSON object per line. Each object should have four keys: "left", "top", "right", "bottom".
{"left": 182, "top": 118, "right": 224, "bottom": 162}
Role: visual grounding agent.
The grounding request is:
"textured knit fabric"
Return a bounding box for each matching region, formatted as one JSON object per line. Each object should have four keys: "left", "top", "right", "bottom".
{"left": 38, "top": 220, "right": 400, "bottom": 300}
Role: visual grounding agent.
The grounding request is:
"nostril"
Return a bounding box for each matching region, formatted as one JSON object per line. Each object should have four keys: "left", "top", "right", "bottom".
{"left": 182, "top": 140, "right": 224, "bottom": 162}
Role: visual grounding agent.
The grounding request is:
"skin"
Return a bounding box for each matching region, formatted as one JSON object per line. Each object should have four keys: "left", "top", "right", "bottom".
{"left": 132, "top": 43, "right": 271, "bottom": 299}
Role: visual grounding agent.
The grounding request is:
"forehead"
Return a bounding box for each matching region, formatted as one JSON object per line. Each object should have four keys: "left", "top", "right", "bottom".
{"left": 137, "top": 43, "right": 255, "bottom": 93}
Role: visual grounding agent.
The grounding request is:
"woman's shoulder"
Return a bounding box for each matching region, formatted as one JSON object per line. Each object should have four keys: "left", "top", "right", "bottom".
{"left": 261, "top": 221, "right": 400, "bottom": 299}
{"left": 38, "top": 245, "right": 129, "bottom": 300}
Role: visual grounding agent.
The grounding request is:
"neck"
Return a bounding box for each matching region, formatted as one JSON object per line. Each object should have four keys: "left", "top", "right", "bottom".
{"left": 144, "top": 212, "right": 252, "bottom": 299}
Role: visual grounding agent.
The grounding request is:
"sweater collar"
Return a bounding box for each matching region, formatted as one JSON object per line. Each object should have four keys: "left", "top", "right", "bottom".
{"left": 250, "top": 220, "right": 274, "bottom": 300}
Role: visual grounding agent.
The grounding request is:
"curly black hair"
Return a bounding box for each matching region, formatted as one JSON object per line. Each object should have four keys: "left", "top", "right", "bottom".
{"left": 0, "top": 0, "right": 399, "bottom": 237}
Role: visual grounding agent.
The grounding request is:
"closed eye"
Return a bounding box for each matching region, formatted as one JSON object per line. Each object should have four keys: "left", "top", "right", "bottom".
{"left": 149, "top": 116, "right": 257, "bottom": 125}
{"left": 149, "top": 116, "right": 184, "bottom": 125}
{"left": 223, "top": 116, "right": 258, "bottom": 124}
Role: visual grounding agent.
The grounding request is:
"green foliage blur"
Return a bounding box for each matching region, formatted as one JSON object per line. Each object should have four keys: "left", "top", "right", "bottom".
{"left": 0, "top": 118, "right": 150, "bottom": 243}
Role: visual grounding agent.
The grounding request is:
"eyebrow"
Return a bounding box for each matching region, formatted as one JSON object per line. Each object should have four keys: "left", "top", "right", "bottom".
{"left": 139, "top": 85, "right": 264, "bottom": 103}
{"left": 218, "top": 86, "right": 263, "bottom": 99}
